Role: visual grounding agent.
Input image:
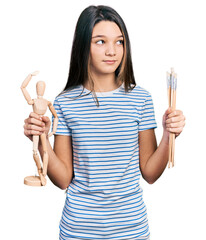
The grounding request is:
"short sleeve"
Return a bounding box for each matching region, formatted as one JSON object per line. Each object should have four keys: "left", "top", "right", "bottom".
{"left": 139, "top": 93, "right": 157, "bottom": 131}
{"left": 52, "top": 97, "right": 72, "bottom": 136}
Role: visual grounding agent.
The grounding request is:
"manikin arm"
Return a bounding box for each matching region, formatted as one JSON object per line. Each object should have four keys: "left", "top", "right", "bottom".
{"left": 48, "top": 101, "right": 58, "bottom": 137}
{"left": 21, "top": 71, "right": 39, "bottom": 105}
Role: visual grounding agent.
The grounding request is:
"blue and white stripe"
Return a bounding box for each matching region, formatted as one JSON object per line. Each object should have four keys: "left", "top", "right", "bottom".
{"left": 53, "top": 83, "right": 157, "bottom": 240}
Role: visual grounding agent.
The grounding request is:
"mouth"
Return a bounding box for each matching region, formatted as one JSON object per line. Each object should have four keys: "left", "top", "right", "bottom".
{"left": 103, "top": 60, "right": 117, "bottom": 64}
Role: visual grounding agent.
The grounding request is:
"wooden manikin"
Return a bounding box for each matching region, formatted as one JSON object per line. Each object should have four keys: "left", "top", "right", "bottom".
{"left": 21, "top": 71, "right": 58, "bottom": 186}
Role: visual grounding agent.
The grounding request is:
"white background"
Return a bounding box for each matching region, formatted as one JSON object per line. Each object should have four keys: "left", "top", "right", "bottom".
{"left": 0, "top": 0, "right": 205, "bottom": 239}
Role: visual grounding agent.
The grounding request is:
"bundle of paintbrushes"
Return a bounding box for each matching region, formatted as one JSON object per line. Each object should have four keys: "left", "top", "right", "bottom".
{"left": 167, "top": 68, "right": 177, "bottom": 168}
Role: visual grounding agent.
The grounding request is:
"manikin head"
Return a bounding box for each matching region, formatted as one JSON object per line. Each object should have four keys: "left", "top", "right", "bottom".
{"left": 36, "top": 81, "right": 46, "bottom": 97}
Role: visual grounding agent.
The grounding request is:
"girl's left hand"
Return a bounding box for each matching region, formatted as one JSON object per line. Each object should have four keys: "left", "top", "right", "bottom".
{"left": 162, "top": 108, "right": 186, "bottom": 138}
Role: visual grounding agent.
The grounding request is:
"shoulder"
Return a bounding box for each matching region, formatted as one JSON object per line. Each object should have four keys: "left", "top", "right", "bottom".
{"left": 128, "top": 84, "right": 153, "bottom": 103}
{"left": 54, "top": 85, "right": 84, "bottom": 103}
{"left": 133, "top": 85, "right": 152, "bottom": 97}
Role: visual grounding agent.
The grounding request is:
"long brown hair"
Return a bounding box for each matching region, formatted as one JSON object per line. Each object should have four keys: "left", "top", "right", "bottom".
{"left": 60, "top": 5, "right": 136, "bottom": 106}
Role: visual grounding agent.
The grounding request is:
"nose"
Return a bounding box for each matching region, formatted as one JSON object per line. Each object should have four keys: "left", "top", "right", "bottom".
{"left": 105, "top": 43, "right": 116, "bottom": 56}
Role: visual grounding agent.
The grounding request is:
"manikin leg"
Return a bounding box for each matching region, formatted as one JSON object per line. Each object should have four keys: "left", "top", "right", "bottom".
{"left": 33, "top": 135, "right": 42, "bottom": 175}
{"left": 33, "top": 135, "right": 46, "bottom": 186}
{"left": 40, "top": 133, "right": 48, "bottom": 177}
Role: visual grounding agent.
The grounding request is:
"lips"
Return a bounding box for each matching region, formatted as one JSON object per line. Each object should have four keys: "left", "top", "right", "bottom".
{"left": 103, "top": 60, "right": 117, "bottom": 64}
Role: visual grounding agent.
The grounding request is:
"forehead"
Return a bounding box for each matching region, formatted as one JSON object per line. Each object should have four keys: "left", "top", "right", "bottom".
{"left": 92, "top": 21, "right": 122, "bottom": 37}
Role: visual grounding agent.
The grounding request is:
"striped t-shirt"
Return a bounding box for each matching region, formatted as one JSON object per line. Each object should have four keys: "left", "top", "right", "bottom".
{"left": 53, "top": 83, "right": 157, "bottom": 240}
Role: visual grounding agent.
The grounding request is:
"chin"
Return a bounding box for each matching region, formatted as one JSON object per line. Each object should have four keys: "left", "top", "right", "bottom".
{"left": 101, "top": 66, "right": 119, "bottom": 74}
{"left": 91, "top": 64, "right": 119, "bottom": 76}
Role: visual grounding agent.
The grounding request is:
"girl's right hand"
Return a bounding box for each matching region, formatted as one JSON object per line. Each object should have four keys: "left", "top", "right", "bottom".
{"left": 24, "top": 112, "right": 51, "bottom": 141}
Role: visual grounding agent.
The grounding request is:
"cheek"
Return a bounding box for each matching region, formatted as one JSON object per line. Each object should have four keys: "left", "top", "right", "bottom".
{"left": 90, "top": 53, "right": 99, "bottom": 67}
{"left": 89, "top": 50, "right": 102, "bottom": 70}
{"left": 90, "top": 46, "right": 104, "bottom": 60}
{"left": 117, "top": 47, "right": 124, "bottom": 62}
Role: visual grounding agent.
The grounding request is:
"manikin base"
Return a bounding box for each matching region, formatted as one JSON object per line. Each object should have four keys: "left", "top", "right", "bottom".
{"left": 24, "top": 176, "right": 46, "bottom": 186}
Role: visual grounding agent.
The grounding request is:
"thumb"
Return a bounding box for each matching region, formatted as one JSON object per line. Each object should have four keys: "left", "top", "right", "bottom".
{"left": 166, "top": 107, "right": 172, "bottom": 114}
{"left": 165, "top": 107, "right": 172, "bottom": 117}
{"left": 163, "top": 107, "right": 171, "bottom": 122}
{"left": 42, "top": 116, "right": 50, "bottom": 124}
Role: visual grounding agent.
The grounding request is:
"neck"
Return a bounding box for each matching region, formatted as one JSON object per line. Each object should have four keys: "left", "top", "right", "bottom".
{"left": 84, "top": 72, "right": 121, "bottom": 92}
{"left": 37, "top": 95, "right": 43, "bottom": 99}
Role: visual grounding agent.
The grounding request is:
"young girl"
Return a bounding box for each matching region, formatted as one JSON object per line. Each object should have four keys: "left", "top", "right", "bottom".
{"left": 24, "top": 5, "right": 185, "bottom": 240}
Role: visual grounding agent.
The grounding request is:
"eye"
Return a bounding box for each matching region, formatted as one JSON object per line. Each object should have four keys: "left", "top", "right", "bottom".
{"left": 116, "top": 40, "right": 124, "bottom": 45}
{"left": 96, "top": 40, "right": 105, "bottom": 45}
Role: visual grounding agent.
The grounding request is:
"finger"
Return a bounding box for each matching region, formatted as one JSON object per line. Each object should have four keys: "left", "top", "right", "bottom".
{"left": 164, "top": 107, "right": 172, "bottom": 116}
{"left": 167, "top": 107, "right": 172, "bottom": 113}
{"left": 166, "top": 126, "right": 184, "bottom": 134}
{"left": 166, "top": 120, "right": 185, "bottom": 129}
{"left": 24, "top": 118, "right": 29, "bottom": 123}
{"left": 29, "top": 112, "right": 43, "bottom": 121}
{"left": 166, "top": 115, "right": 185, "bottom": 124}
{"left": 42, "top": 116, "right": 50, "bottom": 124}
{"left": 24, "top": 129, "right": 43, "bottom": 137}
{"left": 167, "top": 110, "right": 183, "bottom": 118}
{"left": 27, "top": 116, "right": 45, "bottom": 127}
{"left": 24, "top": 123, "right": 45, "bottom": 132}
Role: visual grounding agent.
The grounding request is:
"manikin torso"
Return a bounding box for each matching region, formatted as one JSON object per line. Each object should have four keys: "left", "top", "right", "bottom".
{"left": 33, "top": 97, "right": 48, "bottom": 116}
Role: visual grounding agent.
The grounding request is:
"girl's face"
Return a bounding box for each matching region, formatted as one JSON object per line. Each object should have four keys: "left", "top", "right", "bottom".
{"left": 90, "top": 21, "right": 124, "bottom": 77}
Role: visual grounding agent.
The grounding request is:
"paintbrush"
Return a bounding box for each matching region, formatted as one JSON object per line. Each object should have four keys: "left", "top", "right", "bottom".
{"left": 167, "top": 68, "right": 177, "bottom": 168}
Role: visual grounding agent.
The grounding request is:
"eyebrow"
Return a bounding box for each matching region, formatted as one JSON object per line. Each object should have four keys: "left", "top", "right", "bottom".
{"left": 92, "top": 35, "right": 123, "bottom": 39}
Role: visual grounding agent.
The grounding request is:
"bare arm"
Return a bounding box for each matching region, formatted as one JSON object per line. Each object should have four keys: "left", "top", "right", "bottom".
{"left": 139, "top": 108, "right": 185, "bottom": 184}
{"left": 24, "top": 112, "right": 73, "bottom": 189}
{"left": 139, "top": 129, "right": 169, "bottom": 184}
{"left": 38, "top": 135, "right": 73, "bottom": 189}
{"left": 20, "top": 71, "right": 39, "bottom": 105}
